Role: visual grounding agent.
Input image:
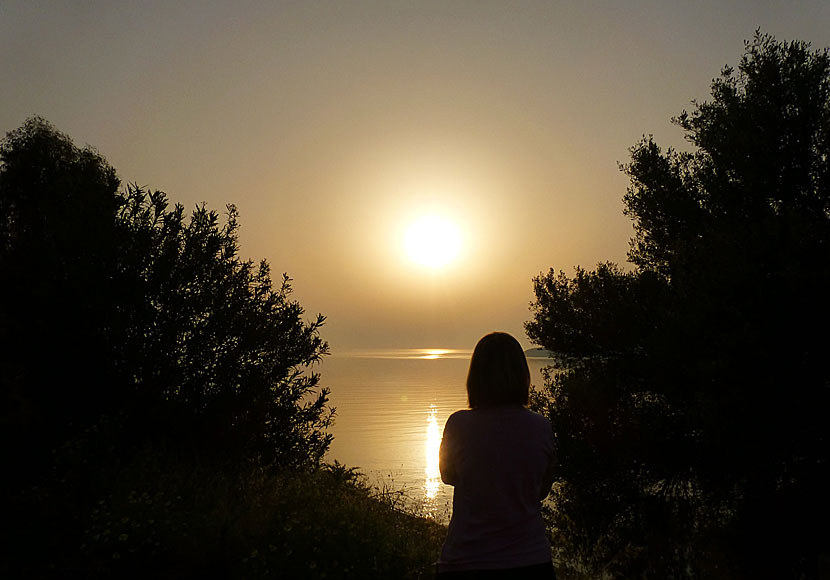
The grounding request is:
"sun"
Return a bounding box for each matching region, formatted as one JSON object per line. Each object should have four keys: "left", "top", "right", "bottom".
{"left": 404, "top": 215, "right": 462, "bottom": 268}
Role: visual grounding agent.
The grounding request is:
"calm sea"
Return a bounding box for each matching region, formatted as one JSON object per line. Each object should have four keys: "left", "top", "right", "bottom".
{"left": 320, "top": 349, "right": 552, "bottom": 522}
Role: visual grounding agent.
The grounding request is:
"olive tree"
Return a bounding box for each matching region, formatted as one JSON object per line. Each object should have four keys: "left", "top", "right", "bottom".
{"left": 528, "top": 32, "right": 830, "bottom": 578}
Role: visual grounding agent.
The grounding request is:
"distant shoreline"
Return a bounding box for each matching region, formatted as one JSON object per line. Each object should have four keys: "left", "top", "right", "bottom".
{"left": 524, "top": 347, "right": 554, "bottom": 358}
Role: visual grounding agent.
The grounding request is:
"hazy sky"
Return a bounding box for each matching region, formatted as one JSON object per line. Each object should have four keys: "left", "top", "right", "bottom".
{"left": 3, "top": 1, "right": 829, "bottom": 351}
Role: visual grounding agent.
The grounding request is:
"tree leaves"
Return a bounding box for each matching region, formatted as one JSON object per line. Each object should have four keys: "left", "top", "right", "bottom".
{"left": 1, "top": 118, "right": 333, "bottom": 483}
{"left": 528, "top": 32, "right": 830, "bottom": 578}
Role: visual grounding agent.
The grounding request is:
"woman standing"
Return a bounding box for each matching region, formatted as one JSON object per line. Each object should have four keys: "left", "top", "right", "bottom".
{"left": 436, "top": 332, "right": 556, "bottom": 579}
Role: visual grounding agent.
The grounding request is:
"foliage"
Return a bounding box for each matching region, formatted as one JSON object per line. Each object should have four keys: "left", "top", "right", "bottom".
{"left": 112, "top": 186, "right": 332, "bottom": 469}
{"left": 9, "top": 443, "right": 445, "bottom": 579}
{"left": 0, "top": 117, "right": 331, "bottom": 474}
{"left": 527, "top": 32, "right": 830, "bottom": 579}
{"left": 526, "top": 263, "right": 668, "bottom": 362}
{"left": 0, "top": 117, "right": 122, "bottom": 473}
{"left": 0, "top": 117, "right": 339, "bottom": 576}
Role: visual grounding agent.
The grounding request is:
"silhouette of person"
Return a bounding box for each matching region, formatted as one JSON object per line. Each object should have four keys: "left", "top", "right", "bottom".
{"left": 436, "top": 332, "right": 556, "bottom": 579}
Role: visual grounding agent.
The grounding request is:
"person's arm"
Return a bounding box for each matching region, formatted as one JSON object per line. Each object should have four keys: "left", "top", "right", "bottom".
{"left": 539, "top": 425, "right": 557, "bottom": 500}
{"left": 540, "top": 454, "right": 556, "bottom": 499}
{"left": 439, "top": 415, "right": 457, "bottom": 486}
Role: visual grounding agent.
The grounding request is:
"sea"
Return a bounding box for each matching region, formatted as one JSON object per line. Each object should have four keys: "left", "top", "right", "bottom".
{"left": 320, "top": 348, "right": 553, "bottom": 523}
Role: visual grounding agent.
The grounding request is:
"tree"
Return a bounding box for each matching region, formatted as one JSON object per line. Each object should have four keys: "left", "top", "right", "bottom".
{"left": 0, "top": 117, "right": 331, "bottom": 472}
{"left": 527, "top": 32, "right": 830, "bottom": 578}
{"left": 0, "top": 117, "right": 123, "bottom": 480}
{"left": 0, "top": 118, "right": 333, "bottom": 574}
{"left": 111, "top": 186, "right": 332, "bottom": 469}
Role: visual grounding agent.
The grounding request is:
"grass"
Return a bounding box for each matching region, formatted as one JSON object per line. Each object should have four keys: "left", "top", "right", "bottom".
{"left": 5, "top": 447, "right": 447, "bottom": 579}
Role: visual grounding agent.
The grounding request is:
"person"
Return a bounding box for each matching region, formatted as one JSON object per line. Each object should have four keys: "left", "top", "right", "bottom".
{"left": 436, "top": 332, "right": 556, "bottom": 579}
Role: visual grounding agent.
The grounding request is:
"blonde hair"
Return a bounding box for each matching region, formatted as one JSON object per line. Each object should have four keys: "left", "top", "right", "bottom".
{"left": 466, "top": 332, "right": 530, "bottom": 408}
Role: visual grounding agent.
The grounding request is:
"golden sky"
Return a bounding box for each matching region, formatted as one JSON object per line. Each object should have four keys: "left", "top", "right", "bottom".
{"left": 3, "top": 1, "right": 829, "bottom": 350}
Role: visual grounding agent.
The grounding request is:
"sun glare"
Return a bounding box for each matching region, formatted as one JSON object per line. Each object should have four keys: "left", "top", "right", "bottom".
{"left": 404, "top": 215, "right": 462, "bottom": 268}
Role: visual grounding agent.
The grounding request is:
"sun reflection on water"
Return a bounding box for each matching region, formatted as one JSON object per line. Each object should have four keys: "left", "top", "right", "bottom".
{"left": 336, "top": 348, "right": 472, "bottom": 360}
{"left": 424, "top": 405, "right": 441, "bottom": 501}
{"left": 419, "top": 349, "right": 451, "bottom": 359}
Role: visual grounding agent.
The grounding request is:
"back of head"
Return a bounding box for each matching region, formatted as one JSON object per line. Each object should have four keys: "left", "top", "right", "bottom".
{"left": 466, "top": 332, "right": 530, "bottom": 409}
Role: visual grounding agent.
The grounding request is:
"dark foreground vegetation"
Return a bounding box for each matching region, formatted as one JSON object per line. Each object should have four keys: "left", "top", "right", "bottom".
{"left": 527, "top": 32, "right": 830, "bottom": 579}
{"left": 0, "top": 118, "right": 443, "bottom": 578}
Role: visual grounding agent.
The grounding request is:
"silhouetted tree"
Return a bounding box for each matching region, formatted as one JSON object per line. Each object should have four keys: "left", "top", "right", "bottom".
{"left": 0, "top": 117, "right": 330, "bottom": 472}
{"left": 528, "top": 32, "right": 830, "bottom": 579}
{"left": 111, "top": 186, "right": 331, "bottom": 468}
{"left": 0, "top": 118, "right": 122, "bottom": 481}
{"left": 0, "top": 118, "right": 332, "bottom": 575}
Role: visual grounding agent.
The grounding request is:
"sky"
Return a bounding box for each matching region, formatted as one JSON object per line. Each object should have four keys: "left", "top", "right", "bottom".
{"left": 3, "top": 1, "right": 829, "bottom": 351}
